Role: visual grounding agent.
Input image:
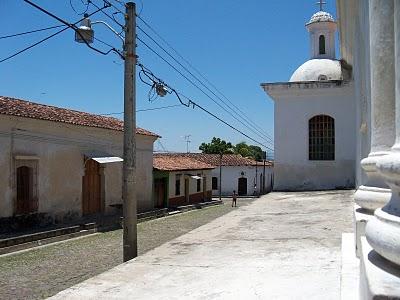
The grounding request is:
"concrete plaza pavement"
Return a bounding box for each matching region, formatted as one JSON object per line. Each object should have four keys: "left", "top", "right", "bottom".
{"left": 50, "top": 190, "right": 354, "bottom": 300}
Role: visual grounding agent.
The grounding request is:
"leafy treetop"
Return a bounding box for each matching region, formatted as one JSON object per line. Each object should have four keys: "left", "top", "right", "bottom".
{"left": 199, "top": 137, "right": 264, "bottom": 161}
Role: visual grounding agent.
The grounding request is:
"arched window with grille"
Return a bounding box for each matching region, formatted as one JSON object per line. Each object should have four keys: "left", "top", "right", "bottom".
{"left": 319, "top": 35, "right": 326, "bottom": 55}
{"left": 309, "top": 115, "right": 335, "bottom": 161}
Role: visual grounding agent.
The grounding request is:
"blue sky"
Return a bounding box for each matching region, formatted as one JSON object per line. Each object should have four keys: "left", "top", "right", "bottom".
{"left": 0, "top": 0, "right": 337, "bottom": 154}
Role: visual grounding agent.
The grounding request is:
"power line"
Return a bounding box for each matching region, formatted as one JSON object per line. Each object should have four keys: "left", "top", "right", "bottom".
{"left": 0, "top": 27, "right": 69, "bottom": 64}
{"left": 136, "top": 36, "right": 274, "bottom": 147}
{"left": 137, "top": 62, "right": 273, "bottom": 151}
{"left": 91, "top": 0, "right": 124, "bottom": 29}
{"left": 137, "top": 24, "right": 273, "bottom": 144}
{"left": 100, "top": 104, "right": 181, "bottom": 115}
{"left": 157, "top": 140, "right": 168, "bottom": 152}
{"left": 0, "top": 24, "right": 66, "bottom": 40}
{"left": 179, "top": 93, "right": 273, "bottom": 151}
{"left": 0, "top": 2, "right": 110, "bottom": 64}
{"left": 137, "top": 15, "right": 273, "bottom": 143}
{"left": 23, "top": 0, "right": 119, "bottom": 57}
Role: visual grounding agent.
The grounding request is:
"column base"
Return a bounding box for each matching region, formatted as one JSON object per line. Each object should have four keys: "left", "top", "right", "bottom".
{"left": 366, "top": 208, "right": 400, "bottom": 266}
{"left": 353, "top": 204, "right": 374, "bottom": 258}
{"left": 354, "top": 185, "right": 391, "bottom": 211}
{"left": 359, "top": 237, "right": 400, "bottom": 299}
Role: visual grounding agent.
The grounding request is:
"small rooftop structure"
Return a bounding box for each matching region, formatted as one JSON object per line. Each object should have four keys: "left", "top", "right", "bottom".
{"left": 307, "top": 11, "right": 335, "bottom": 24}
{"left": 290, "top": 59, "right": 342, "bottom": 82}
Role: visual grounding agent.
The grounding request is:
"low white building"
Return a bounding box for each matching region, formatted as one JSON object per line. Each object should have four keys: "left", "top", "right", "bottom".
{"left": 261, "top": 10, "right": 356, "bottom": 191}
{"left": 153, "top": 154, "right": 214, "bottom": 207}
{"left": 0, "top": 96, "right": 158, "bottom": 230}
{"left": 162, "top": 154, "right": 273, "bottom": 196}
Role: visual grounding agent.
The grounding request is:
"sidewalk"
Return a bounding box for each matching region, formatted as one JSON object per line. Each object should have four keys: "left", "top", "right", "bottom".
{"left": 50, "top": 190, "right": 354, "bottom": 300}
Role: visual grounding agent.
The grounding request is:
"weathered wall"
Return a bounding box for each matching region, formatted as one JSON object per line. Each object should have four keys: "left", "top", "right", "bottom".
{"left": 211, "top": 165, "right": 273, "bottom": 196}
{"left": 342, "top": 0, "right": 371, "bottom": 188}
{"left": 273, "top": 83, "right": 356, "bottom": 191}
{"left": 167, "top": 169, "right": 212, "bottom": 204}
{"left": 0, "top": 115, "right": 156, "bottom": 221}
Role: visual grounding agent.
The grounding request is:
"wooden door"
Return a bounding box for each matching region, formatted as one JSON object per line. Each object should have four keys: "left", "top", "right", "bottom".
{"left": 16, "top": 166, "right": 36, "bottom": 214}
{"left": 202, "top": 177, "right": 207, "bottom": 201}
{"left": 154, "top": 178, "right": 166, "bottom": 208}
{"left": 82, "top": 159, "right": 101, "bottom": 215}
{"left": 238, "top": 177, "right": 247, "bottom": 196}
{"left": 185, "top": 178, "right": 189, "bottom": 203}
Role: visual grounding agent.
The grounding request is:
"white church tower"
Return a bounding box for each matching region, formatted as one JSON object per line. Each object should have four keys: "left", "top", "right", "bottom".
{"left": 261, "top": 2, "right": 356, "bottom": 191}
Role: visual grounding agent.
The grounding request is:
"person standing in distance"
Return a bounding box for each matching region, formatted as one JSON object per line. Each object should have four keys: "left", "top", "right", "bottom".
{"left": 232, "top": 190, "right": 237, "bottom": 207}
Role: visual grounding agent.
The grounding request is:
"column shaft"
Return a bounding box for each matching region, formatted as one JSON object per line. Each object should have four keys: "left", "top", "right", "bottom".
{"left": 354, "top": 0, "right": 395, "bottom": 211}
{"left": 366, "top": 0, "right": 400, "bottom": 266}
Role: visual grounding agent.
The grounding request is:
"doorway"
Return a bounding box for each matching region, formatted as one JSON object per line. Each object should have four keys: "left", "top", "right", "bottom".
{"left": 202, "top": 176, "right": 207, "bottom": 201}
{"left": 154, "top": 178, "right": 167, "bottom": 208}
{"left": 238, "top": 177, "right": 247, "bottom": 196}
{"left": 82, "top": 159, "right": 102, "bottom": 215}
{"left": 16, "top": 166, "right": 37, "bottom": 215}
{"left": 185, "top": 178, "right": 189, "bottom": 203}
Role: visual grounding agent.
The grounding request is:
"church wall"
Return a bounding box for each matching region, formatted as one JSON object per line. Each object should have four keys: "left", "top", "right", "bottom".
{"left": 273, "top": 84, "right": 356, "bottom": 191}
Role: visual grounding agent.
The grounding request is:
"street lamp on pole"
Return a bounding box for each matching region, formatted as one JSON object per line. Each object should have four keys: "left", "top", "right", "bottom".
{"left": 75, "top": 3, "right": 138, "bottom": 262}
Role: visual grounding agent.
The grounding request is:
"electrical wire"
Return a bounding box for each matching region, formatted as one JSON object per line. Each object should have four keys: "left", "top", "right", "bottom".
{"left": 22, "top": 0, "right": 122, "bottom": 59}
{"left": 137, "top": 62, "right": 273, "bottom": 151}
{"left": 137, "top": 25, "right": 273, "bottom": 144}
{"left": 100, "top": 104, "right": 182, "bottom": 115}
{"left": 0, "top": 24, "right": 66, "bottom": 40}
{"left": 0, "top": 26, "right": 69, "bottom": 64}
{"left": 157, "top": 140, "right": 168, "bottom": 153}
{"left": 179, "top": 93, "right": 273, "bottom": 152}
{"left": 0, "top": 3, "right": 112, "bottom": 64}
{"left": 70, "top": 0, "right": 90, "bottom": 15}
{"left": 137, "top": 36, "right": 273, "bottom": 147}
{"left": 91, "top": 0, "right": 124, "bottom": 28}
{"left": 137, "top": 15, "right": 274, "bottom": 143}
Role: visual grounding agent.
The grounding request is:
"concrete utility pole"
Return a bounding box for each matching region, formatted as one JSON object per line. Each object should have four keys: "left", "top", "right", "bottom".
{"left": 219, "top": 152, "right": 222, "bottom": 200}
{"left": 123, "top": 2, "right": 137, "bottom": 262}
{"left": 255, "top": 162, "right": 258, "bottom": 196}
{"left": 262, "top": 151, "right": 266, "bottom": 195}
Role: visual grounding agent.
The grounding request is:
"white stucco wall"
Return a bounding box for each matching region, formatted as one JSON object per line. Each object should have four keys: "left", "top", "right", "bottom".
{"left": 211, "top": 165, "right": 273, "bottom": 196}
{"left": 0, "top": 115, "right": 156, "bottom": 220}
{"left": 338, "top": 0, "right": 371, "bottom": 188}
{"left": 265, "top": 81, "right": 356, "bottom": 191}
{"left": 168, "top": 169, "right": 212, "bottom": 200}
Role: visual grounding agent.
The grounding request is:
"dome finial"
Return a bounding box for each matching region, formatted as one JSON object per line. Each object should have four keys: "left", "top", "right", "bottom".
{"left": 317, "top": 0, "right": 327, "bottom": 11}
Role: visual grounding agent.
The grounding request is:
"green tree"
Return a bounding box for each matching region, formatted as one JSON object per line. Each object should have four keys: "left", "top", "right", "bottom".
{"left": 199, "top": 137, "right": 234, "bottom": 154}
{"left": 234, "top": 142, "right": 263, "bottom": 161}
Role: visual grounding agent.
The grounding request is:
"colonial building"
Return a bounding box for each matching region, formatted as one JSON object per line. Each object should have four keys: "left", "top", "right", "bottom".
{"left": 261, "top": 8, "right": 356, "bottom": 191}
{"left": 337, "top": 0, "right": 400, "bottom": 297}
{"left": 0, "top": 96, "right": 158, "bottom": 229}
{"left": 169, "top": 153, "right": 273, "bottom": 196}
{"left": 153, "top": 154, "right": 214, "bottom": 207}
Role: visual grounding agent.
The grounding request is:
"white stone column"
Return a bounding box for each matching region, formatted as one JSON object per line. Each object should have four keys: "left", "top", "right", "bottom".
{"left": 365, "top": 0, "right": 400, "bottom": 266}
{"left": 354, "top": 0, "right": 395, "bottom": 212}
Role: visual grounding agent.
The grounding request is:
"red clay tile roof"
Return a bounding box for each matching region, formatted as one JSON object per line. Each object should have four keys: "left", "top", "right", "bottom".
{"left": 153, "top": 154, "right": 215, "bottom": 171}
{"left": 0, "top": 96, "right": 159, "bottom": 137}
{"left": 155, "top": 153, "right": 273, "bottom": 167}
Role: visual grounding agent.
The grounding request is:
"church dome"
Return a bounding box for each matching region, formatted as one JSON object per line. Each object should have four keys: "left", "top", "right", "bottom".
{"left": 289, "top": 59, "right": 342, "bottom": 82}
{"left": 307, "top": 11, "right": 335, "bottom": 24}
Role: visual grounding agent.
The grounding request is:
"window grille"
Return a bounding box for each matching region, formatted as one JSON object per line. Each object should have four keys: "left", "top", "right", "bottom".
{"left": 309, "top": 115, "right": 335, "bottom": 160}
